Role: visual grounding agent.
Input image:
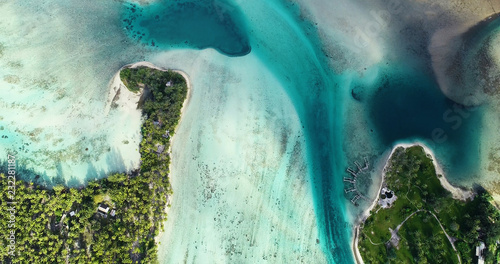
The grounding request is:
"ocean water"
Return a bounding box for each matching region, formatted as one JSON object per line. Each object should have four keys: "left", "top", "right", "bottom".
{"left": 0, "top": 0, "right": 351, "bottom": 262}
{"left": 0, "top": 0, "right": 146, "bottom": 185}
{"left": 235, "top": 1, "right": 353, "bottom": 261}
{"left": 150, "top": 49, "right": 327, "bottom": 263}
{"left": 457, "top": 15, "right": 500, "bottom": 195}
{"left": 1, "top": 0, "right": 500, "bottom": 263}
{"left": 121, "top": 0, "right": 251, "bottom": 56}
{"left": 366, "top": 64, "right": 484, "bottom": 182}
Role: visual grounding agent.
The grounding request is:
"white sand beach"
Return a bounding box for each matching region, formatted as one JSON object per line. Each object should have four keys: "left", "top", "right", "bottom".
{"left": 0, "top": 0, "right": 150, "bottom": 184}
{"left": 125, "top": 61, "right": 193, "bottom": 119}
{"left": 117, "top": 61, "right": 194, "bottom": 245}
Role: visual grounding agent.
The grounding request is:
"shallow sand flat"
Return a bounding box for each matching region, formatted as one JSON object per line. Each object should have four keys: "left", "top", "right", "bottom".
{"left": 476, "top": 108, "right": 500, "bottom": 205}
{"left": 292, "top": 0, "right": 500, "bottom": 216}
{"left": 0, "top": 0, "right": 147, "bottom": 184}
{"left": 0, "top": 0, "right": 499, "bottom": 262}
{"left": 429, "top": 17, "right": 500, "bottom": 204}
{"left": 294, "top": 0, "right": 499, "bottom": 74}
{"left": 424, "top": 4, "right": 500, "bottom": 204}
{"left": 151, "top": 49, "right": 326, "bottom": 263}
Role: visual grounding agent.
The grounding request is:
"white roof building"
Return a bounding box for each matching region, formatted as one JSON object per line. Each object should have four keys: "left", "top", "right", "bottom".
{"left": 98, "top": 204, "right": 109, "bottom": 214}
{"left": 156, "top": 145, "right": 165, "bottom": 154}
{"left": 476, "top": 242, "right": 486, "bottom": 264}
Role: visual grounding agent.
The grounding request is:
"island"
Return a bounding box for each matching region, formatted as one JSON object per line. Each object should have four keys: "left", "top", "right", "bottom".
{"left": 0, "top": 64, "right": 188, "bottom": 263}
{"left": 355, "top": 145, "right": 500, "bottom": 263}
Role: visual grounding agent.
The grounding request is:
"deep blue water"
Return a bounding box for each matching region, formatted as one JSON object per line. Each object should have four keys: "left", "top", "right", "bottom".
{"left": 121, "top": 0, "right": 251, "bottom": 56}
{"left": 367, "top": 65, "right": 484, "bottom": 181}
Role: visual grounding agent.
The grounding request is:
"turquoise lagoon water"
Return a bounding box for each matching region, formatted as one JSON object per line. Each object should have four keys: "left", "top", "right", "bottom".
{"left": 133, "top": 1, "right": 496, "bottom": 262}
{"left": 123, "top": 0, "right": 354, "bottom": 261}
{"left": 1, "top": 0, "right": 500, "bottom": 263}
{"left": 122, "top": 0, "right": 251, "bottom": 56}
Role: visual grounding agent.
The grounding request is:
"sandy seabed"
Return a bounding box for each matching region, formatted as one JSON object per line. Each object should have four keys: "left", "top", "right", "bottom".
{"left": 147, "top": 49, "right": 327, "bottom": 263}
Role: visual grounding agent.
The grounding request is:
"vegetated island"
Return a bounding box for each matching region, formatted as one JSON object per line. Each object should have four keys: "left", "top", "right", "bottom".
{"left": 355, "top": 145, "right": 500, "bottom": 264}
{"left": 0, "top": 65, "right": 188, "bottom": 263}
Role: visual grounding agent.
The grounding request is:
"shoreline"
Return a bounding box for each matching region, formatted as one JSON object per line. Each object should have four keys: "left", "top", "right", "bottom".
{"left": 108, "top": 61, "right": 192, "bottom": 245}
{"left": 106, "top": 61, "right": 192, "bottom": 115}
{"left": 126, "top": 61, "right": 193, "bottom": 122}
{"left": 351, "top": 141, "right": 474, "bottom": 264}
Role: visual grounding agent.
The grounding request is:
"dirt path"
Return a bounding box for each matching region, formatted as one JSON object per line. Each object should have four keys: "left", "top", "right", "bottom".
{"left": 389, "top": 209, "right": 422, "bottom": 247}
{"left": 362, "top": 209, "right": 422, "bottom": 247}
{"left": 428, "top": 211, "right": 462, "bottom": 264}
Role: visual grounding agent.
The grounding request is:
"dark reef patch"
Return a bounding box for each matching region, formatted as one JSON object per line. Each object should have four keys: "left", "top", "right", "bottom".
{"left": 445, "top": 14, "right": 500, "bottom": 101}
{"left": 351, "top": 85, "right": 363, "bottom": 101}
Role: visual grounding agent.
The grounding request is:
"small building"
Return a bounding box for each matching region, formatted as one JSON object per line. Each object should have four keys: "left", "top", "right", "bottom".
{"left": 166, "top": 81, "right": 172, "bottom": 87}
{"left": 69, "top": 211, "right": 76, "bottom": 217}
{"left": 378, "top": 187, "right": 397, "bottom": 208}
{"left": 156, "top": 145, "right": 165, "bottom": 154}
{"left": 162, "top": 130, "right": 170, "bottom": 138}
{"left": 98, "top": 204, "right": 109, "bottom": 214}
{"left": 476, "top": 242, "right": 486, "bottom": 264}
{"left": 110, "top": 209, "right": 116, "bottom": 217}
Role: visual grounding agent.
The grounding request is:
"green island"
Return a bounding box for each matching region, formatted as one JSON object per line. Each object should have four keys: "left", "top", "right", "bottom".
{"left": 0, "top": 66, "right": 187, "bottom": 263}
{"left": 358, "top": 146, "right": 500, "bottom": 263}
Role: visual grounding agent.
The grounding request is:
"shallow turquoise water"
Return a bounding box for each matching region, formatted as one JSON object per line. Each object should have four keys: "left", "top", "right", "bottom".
{"left": 126, "top": 0, "right": 354, "bottom": 261}
{"left": 124, "top": 1, "right": 354, "bottom": 259}
{"left": 239, "top": 1, "right": 353, "bottom": 261}
{"left": 1, "top": 0, "right": 499, "bottom": 263}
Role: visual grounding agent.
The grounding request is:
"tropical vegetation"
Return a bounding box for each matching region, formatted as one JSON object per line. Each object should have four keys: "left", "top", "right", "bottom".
{"left": 0, "top": 66, "right": 187, "bottom": 263}
{"left": 358, "top": 146, "right": 500, "bottom": 263}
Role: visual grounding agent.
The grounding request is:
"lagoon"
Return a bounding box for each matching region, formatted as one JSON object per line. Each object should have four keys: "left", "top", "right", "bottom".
{"left": 0, "top": 0, "right": 500, "bottom": 263}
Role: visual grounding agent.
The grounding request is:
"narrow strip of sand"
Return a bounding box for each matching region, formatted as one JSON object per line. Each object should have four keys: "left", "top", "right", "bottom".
{"left": 107, "top": 61, "right": 192, "bottom": 245}
{"left": 351, "top": 141, "right": 474, "bottom": 264}
{"left": 124, "top": 62, "right": 192, "bottom": 244}
{"left": 154, "top": 66, "right": 191, "bottom": 244}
